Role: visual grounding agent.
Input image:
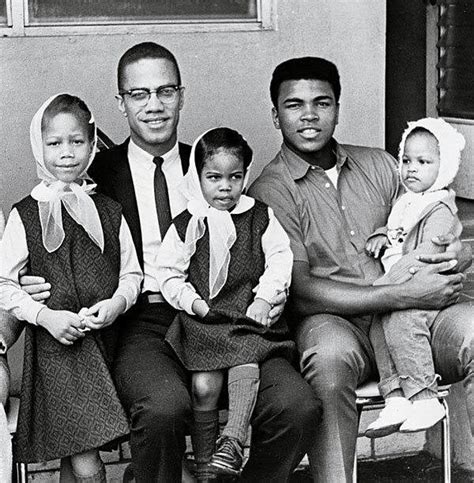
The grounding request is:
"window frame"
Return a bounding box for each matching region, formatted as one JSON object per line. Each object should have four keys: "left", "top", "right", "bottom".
{"left": 426, "top": 0, "right": 474, "bottom": 122}
{"left": 0, "top": 0, "right": 275, "bottom": 37}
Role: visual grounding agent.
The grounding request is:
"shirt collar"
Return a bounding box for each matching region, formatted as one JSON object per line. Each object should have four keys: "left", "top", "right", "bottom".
{"left": 128, "top": 138, "right": 179, "bottom": 169}
{"left": 229, "top": 194, "right": 255, "bottom": 214}
{"left": 281, "top": 140, "right": 351, "bottom": 181}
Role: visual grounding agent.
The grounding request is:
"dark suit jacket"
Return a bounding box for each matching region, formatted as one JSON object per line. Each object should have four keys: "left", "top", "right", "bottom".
{"left": 88, "top": 139, "right": 191, "bottom": 268}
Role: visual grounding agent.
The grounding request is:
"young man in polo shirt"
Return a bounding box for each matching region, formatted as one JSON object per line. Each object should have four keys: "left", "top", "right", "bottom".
{"left": 249, "top": 56, "right": 473, "bottom": 483}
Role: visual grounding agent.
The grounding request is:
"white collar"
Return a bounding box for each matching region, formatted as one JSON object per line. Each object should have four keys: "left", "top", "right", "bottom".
{"left": 128, "top": 138, "right": 180, "bottom": 169}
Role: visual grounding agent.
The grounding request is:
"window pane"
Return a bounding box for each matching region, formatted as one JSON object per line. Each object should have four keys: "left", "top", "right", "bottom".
{"left": 0, "top": 0, "right": 7, "bottom": 25}
{"left": 437, "top": 0, "right": 474, "bottom": 118}
{"left": 27, "top": 0, "right": 258, "bottom": 25}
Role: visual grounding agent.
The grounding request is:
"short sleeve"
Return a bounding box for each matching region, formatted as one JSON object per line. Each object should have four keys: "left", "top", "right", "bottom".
{"left": 249, "top": 179, "right": 308, "bottom": 264}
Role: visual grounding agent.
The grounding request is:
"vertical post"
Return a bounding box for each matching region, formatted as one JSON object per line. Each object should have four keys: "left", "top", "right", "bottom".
{"left": 441, "top": 399, "right": 451, "bottom": 483}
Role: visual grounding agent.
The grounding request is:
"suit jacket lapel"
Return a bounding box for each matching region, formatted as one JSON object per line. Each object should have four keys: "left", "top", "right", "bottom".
{"left": 179, "top": 142, "right": 191, "bottom": 174}
{"left": 110, "top": 140, "right": 144, "bottom": 266}
{"left": 106, "top": 140, "right": 191, "bottom": 269}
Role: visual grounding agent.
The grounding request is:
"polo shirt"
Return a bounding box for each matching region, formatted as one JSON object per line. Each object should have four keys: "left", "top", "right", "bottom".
{"left": 248, "top": 141, "right": 400, "bottom": 287}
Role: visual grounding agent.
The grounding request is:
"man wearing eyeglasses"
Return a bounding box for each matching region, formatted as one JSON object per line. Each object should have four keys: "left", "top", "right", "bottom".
{"left": 22, "top": 42, "right": 320, "bottom": 482}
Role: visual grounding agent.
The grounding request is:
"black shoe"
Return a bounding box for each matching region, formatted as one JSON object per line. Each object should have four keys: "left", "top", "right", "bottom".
{"left": 209, "top": 436, "right": 243, "bottom": 476}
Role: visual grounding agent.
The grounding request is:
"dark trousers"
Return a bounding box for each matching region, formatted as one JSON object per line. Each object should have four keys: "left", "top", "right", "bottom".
{"left": 114, "top": 302, "right": 321, "bottom": 483}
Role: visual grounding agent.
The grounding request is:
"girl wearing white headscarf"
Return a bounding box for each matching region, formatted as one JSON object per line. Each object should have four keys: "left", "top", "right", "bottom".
{"left": 0, "top": 94, "right": 142, "bottom": 480}
{"left": 364, "top": 118, "right": 466, "bottom": 438}
{"left": 156, "top": 127, "right": 294, "bottom": 478}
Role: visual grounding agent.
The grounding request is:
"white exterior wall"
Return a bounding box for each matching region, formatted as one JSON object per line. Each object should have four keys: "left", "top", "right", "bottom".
{"left": 0, "top": 0, "right": 386, "bottom": 215}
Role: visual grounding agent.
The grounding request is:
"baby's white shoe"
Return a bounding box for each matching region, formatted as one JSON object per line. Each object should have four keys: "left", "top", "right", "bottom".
{"left": 399, "top": 398, "right": 445, "bottom": 433}
{"left": 365, "top": 397, "right": 412, "bottom": 438}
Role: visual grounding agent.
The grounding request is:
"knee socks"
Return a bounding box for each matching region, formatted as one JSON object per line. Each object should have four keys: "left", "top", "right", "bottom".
{"left": 60, "top": 457, "right": 75, "bottom": 483}
{"left": 222, "top": 363, "right": 260, "bottom": 445}
{"left": 191, "top": 408, "right": 220, "bottom": 480}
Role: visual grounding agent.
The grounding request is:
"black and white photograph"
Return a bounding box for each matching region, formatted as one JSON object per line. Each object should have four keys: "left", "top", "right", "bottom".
{"left": 0, "top": 1, "right": 473, "bottom": 481}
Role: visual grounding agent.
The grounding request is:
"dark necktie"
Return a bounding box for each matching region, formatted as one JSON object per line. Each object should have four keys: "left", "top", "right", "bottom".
{"left": 153, "top": 156, "right": 172, "bottom": 239}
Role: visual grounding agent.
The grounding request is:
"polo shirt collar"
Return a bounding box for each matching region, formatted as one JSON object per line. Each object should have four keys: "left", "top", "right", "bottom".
{"left": 281, "top": 140, "right": 350, "bottom": 181}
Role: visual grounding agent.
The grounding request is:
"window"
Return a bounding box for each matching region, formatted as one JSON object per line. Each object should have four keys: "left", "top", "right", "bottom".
{"left": 27, "top": 0, "right": 257, "bottom": 25}
{"left": 1, "top": 0, "right": 274, "bottom": 36}
{"left": 0, "top": 0, "right": 7, "bottom": 25}
{"left": 437, "top": 0, "right": 474, "bottom": 119}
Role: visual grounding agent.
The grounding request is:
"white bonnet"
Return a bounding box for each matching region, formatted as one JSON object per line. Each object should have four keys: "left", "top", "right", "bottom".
{"left": 398, "top": 117, "right": 465, "bottom": 192}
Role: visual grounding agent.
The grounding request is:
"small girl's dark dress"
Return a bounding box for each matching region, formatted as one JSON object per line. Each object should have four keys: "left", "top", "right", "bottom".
{"left": 165, "top": 200, "right": 294, "bottom": 371}
{"left": 14, "top": 194, "right": 129, "bottom": 463}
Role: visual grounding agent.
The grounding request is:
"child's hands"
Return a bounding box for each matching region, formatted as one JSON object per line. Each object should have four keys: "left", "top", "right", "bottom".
{"left": 192, "top": 299, "right": 210, "bottom": 318}
{"left": 80, "top": 296, "right": 127, "bottom": 330}
{"left": 267, "top": 290, "right": 287, "bottom": 325}
{"left": 365, "top": 235, "right": 387, "bottom": 258}
{"left": 36, "top": 307, "right": 86, "bottom": 345}
{"left": 246, "top": 298, "right": 272, "bottom": 326}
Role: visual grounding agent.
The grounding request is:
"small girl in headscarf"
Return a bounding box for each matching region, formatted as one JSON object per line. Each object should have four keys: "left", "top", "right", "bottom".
{"left": 0, "top": 94, "right": 142, "bottom": 481}
{"left": 156, "top": 127, "right": 294, "bottom": 479}
{"left": 364, "top": 118, "right": 466, "bottom": 438}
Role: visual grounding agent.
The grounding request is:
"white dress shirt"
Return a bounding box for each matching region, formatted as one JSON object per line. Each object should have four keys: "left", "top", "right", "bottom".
{"left": 0, "top": 208, "right": 143, "bottom": 325}
{"left": 127, "top": 140, "right": 187, "bottom": 294}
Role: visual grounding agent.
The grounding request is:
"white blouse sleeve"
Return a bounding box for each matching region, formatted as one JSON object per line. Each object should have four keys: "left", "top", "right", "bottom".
{"left": 156, "top": 224, "right": 201, "bottom": 315}
{"left": 0, "top": 208, "right": 45, "bottom": 324}
{"left": 111, "top": 216, "right": 143, "bottom": 311}
{"left": 254, "top": 207, "right": 293, "bottom": 303}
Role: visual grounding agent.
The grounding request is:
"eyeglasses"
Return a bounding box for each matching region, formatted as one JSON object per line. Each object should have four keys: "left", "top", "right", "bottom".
{"left": 119, "top": 85, "right": 183, "bottom": 106}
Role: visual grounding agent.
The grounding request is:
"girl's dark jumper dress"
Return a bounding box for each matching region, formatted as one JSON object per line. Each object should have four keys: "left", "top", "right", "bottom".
{"left": 165, "top": 200, "right": 294, "bottom": 371}
{"left": 14, "top": 193, "right": 129, "bottom": 463}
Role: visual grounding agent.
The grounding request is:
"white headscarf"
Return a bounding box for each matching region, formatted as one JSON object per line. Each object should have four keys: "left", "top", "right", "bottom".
{"left": 398, "top": 117, "right": 465, "bottom": 193}
{"left": 180, "top": 128, "right": 254, "bottom": 299}
{"left": 29, "top": 93, "right": 104, "bottom": 253}
{"left": 387, "top": 117, "right": 465, "bottom": 235}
